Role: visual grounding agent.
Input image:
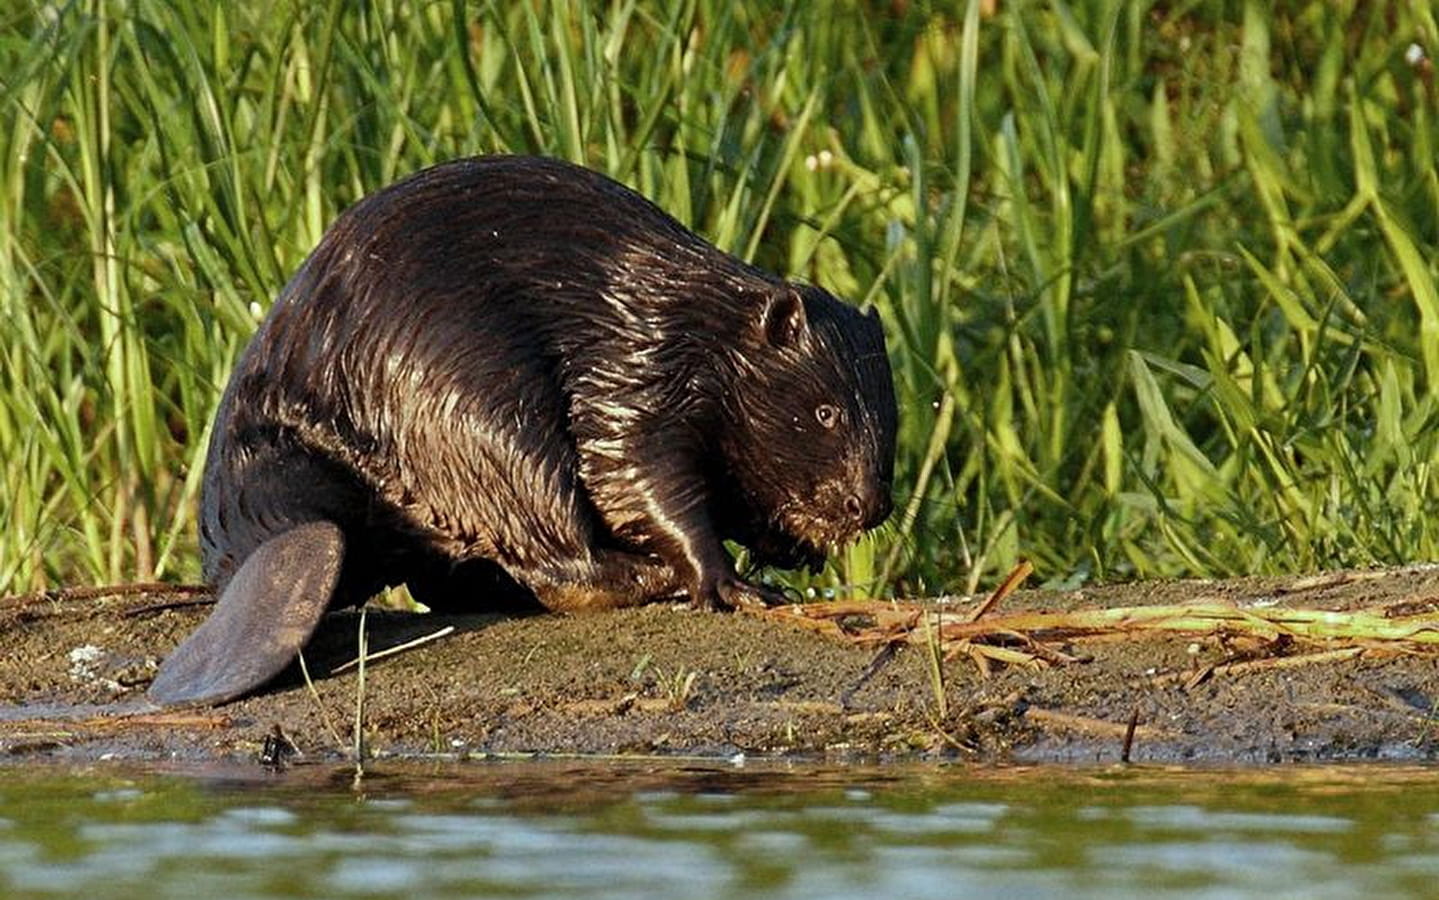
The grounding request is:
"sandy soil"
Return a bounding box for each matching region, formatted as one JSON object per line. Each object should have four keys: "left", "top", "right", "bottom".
{"left": 2, "top": 567, "right": 1437, "bottom": 767}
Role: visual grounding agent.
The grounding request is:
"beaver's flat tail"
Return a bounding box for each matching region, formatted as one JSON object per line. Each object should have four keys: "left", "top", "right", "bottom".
{"left": 148, "top": 521, "right": 344, "bottom": 706}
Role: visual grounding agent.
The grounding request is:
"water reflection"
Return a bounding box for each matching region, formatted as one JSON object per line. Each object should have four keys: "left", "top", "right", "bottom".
{"left": 0, "top": 761, "right": 1437, "bottom": 898}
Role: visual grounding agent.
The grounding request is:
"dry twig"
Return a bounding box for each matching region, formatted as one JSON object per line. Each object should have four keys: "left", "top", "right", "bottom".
{"left": 748, "top": 574, "right": 1439, "bottom": 680}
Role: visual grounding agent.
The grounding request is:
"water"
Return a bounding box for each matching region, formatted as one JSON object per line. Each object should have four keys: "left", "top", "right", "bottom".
{"left": 2, "top": 759, "right": 1437, "bottom": 898}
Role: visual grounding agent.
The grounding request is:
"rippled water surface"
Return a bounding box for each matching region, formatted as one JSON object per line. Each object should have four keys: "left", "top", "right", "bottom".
{"left": 2, "top": 759, "right": 1438, "bottom": 898}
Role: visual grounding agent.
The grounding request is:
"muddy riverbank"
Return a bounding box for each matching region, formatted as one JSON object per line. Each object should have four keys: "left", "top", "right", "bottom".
{"left": 3, "top": 567, "right": 1437, "bottom": 767}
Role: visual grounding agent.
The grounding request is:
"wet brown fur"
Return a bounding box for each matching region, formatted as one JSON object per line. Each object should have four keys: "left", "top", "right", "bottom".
{"left": 201, "top": 155, "right": 897, "bottom": 615}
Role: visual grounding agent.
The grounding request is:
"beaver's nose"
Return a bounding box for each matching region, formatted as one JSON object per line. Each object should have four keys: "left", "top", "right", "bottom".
{"left": 846, "top": 488, "right": 893, "bottom": 530}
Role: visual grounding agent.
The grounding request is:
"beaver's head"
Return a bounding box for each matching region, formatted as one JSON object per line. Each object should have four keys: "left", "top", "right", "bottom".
{"left": 718, "top": 284, "right": 897, "bottom": 567}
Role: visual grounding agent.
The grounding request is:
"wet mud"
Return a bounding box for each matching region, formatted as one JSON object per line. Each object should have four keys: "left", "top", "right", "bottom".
{"left": 2, "top": 567, "right": 1437, "bottom": 767}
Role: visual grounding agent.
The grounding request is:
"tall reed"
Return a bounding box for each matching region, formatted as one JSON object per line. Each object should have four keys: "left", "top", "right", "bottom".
{"left": 2, "top": 1, "right": 1436, "bottom": 598}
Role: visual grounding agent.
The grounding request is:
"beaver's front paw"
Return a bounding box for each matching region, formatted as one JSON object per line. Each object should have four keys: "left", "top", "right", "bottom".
{"left": 692, "top": 575, "right": 790, "bottom": 612}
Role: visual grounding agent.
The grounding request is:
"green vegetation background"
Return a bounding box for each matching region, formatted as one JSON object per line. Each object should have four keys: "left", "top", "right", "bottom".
{"left": 2, "top": 0, "right": 1436, "bottom": 599}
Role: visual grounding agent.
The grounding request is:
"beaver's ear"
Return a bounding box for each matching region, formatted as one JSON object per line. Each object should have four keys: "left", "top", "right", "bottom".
{"left": 759, "top": 286, "right": 807, "bottom": 348}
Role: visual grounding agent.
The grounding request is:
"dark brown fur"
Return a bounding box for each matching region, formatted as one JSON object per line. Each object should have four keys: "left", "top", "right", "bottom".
{"left": 201, "top": 155, "right": 897, "bottom": 616}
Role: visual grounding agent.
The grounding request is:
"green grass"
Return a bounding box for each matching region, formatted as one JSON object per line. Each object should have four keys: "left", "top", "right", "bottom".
{"left": 2, "top": 0, "right": 1437, "bottom": 599}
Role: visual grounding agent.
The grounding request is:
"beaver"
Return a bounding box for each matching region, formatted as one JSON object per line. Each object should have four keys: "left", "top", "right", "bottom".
{"left": 148, "top": 155, "right": 897, "bottom": 706}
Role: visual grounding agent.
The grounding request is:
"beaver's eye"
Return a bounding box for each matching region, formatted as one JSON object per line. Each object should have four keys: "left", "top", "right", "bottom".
{"left": 815, "top": 403, "right": 839, "bottom": 429}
